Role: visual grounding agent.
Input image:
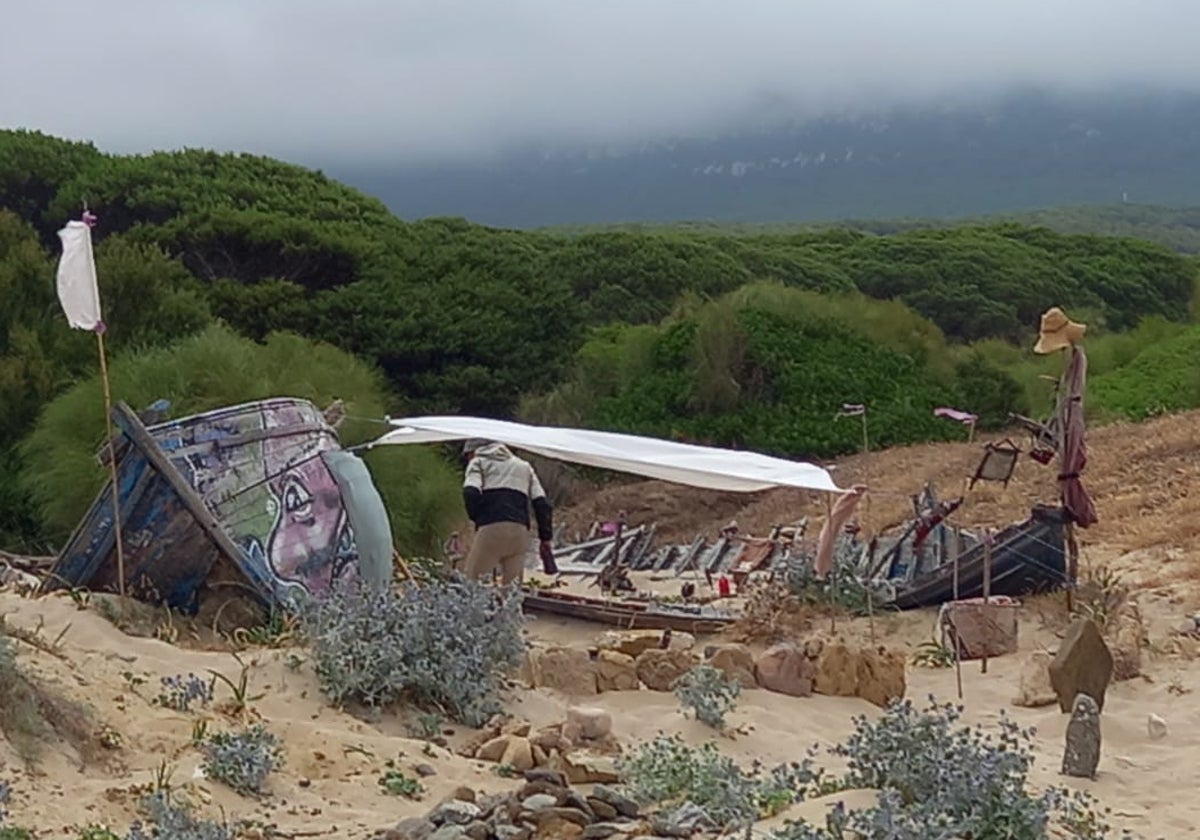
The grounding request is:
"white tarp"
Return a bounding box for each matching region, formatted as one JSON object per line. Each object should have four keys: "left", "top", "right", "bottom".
{"left": 55, "top": 220, "right": 103, "bottom": 332}
{"left": 370, "top": 415, "right": 845, "bottom": 494}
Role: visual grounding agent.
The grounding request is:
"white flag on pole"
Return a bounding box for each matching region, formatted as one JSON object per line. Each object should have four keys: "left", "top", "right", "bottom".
{"left": 56, "top": 220, "right": 104, "bottom": 332}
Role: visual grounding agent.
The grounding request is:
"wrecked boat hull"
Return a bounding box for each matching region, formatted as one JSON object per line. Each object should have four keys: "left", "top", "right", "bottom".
{"left": 888, "top": 504, "right": 1068, "bottom": 610}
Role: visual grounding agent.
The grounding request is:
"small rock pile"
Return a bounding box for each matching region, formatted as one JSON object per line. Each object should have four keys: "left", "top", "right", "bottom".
{"left": 458, "top": 709, "right": 620, "bottom": 784}
{"left": 382, "top": 769, "right": 660, "bottom": 840}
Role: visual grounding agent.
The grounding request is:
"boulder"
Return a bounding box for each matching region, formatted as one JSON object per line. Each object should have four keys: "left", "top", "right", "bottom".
{"left": 1012, "top": 651, "right": 1057, "bottom": 708}
{"left": 1110, "top": 610, "right": 1145, "bottom": 682}
{"left": 597, "top": 630, "right": 694, "bottom": 658}
{"left": 634, "top": 648, "right": 696, "bottom": 691}
{"left": 1048, "top": 618, "right": 1113, "bottom": 713}
{"left": 389, "top": 818, "right": 435, "bottom": 840}
{"left": 528, "top": 647, "right": 599, "bottom": 695}
{"left": 856, "top": 647, "right": 906, "bottom": 709}
{"left": 500, "top": 736, "right": 535, "bottom": 772}
{"left": 430, "top": 800, "right": 481, "bottom": 826}
{"left": 476, "top": 736, "right": 510, "bottom": 762}
{"left": 707, "top": 643, "right": 758, "bottom": 689}
{"left": 1061, "top": 693, "right": 1102, "bottom": 779}
{"left": 557, "top": 750, "right": 620, "bottom": 784}
{"left": 595, "top": 650, "right": 639, "bottom": 692}
{"left": 813, "top": 642, "right": 859, "bottom": 697}
{"left": 753, "top": 643, "right": 813, "bottom": 697}
{"left": 565, "top": 707, "right": 613, "bottom": 741}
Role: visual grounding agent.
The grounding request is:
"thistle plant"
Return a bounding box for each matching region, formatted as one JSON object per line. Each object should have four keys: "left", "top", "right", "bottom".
{"left": 155, "top": 674, "right": 214, "bottom": 712}
{"left": 198, "top": 724, "right": 283, "bottom": 796}
{"left": 302, "top": 575, "right": 525, "bottom": 726}
{"left": 672, "top": 664, "right": 741, "bottom": 729}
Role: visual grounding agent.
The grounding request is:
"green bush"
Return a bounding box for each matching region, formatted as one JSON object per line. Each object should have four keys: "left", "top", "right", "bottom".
{"left": 19, "top": 324, "right": 461, "bottom": 556}
{"left": 1090, "top": 325, "right": 1200, "bottom": 420}
{"left": 532, "top": 286, "right": 1024, "bottom": 459}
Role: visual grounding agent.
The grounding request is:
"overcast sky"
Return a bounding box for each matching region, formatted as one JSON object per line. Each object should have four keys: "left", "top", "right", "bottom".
{"left": 1, "top": 1, "right": 1194, "bottom": 166}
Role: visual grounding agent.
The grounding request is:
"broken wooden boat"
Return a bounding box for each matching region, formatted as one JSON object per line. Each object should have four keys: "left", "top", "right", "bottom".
{"left": 43, "top": 398, "right": 393, "bottom": 626}
{"left": 520, "top": 588, "right": 736, "bottom": 633}
{"left": 873, "top": 503, "right": 1068, "bottom": 610}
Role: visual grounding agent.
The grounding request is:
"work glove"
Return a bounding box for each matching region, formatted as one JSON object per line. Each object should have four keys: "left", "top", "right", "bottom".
{"left": 539, "top": 540, "right": 559, "bottom": 575}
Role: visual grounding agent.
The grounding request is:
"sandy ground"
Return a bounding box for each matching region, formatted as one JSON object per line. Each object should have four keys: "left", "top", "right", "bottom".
{"left": 1, "top": 411, "right": 1197, "bottom": 838}
{"left": 0, "top": 576, "right": 1198, "bottom": 839}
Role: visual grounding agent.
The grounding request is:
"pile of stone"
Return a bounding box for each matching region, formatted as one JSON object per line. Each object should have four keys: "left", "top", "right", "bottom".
{"left": 383, "top": 769, "right": 671, "bottom": 840}
{"left": 457, "top": 709, "right": 621, "bottom": 785}
{"left": 522, "top": 629, "right": 907, "bottom": 710}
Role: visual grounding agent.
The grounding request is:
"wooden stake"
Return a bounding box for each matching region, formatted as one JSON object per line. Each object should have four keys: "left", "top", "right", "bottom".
{"left": 967, "top": 419, "right": 976, "bottom": 443}
{"left": 981, "top": 527, "right": 992, "bottom": 675}
{"left": 860, "top": 410, "right": 870, "bottom": 455}
{"left": 96, "top": 331, "right": 126, "bottom": 599}
{"left": 1065, "top": 521, "right": 1078, "bottom": 614}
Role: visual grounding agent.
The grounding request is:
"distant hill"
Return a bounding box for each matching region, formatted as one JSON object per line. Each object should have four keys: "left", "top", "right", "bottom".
{"left": 331, "top": 90, "right": 1200, "bottom": 231}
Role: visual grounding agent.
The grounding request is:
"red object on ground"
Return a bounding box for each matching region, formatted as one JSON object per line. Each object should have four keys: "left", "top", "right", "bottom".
{"left": 717, "top": 576, "right": 732, "bottom": 598}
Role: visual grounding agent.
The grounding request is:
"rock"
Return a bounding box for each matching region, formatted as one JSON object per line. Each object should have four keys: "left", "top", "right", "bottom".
{"left": 522, "top": 793, "right": 560, "bottom": 811}
{"left": 586, "top": 798, "right": 619, "bottom": 821}
{"left": 634, "top": 648, "right": 696, "bottom": 691}
{"left": 501, "top": 737, "right": 536, "bottom": 772}
{"left": 856, "top": 647, "right": 906, "bottom": 709}
{"left": 560, "top": 751, "right": 620, "bottom": 784}
{"left": 590, "top": 785, "right": 639, "bottom": 818}
{"left": 651, "top": 802, "right": 716, "bottom": 837}
{"left": 429, "top": 827, "right": 469, "bottom": 840}
{"left": 458, "top": 721, "right": 504, "bottom": 758}
{"left": 540, "top": 807, "right": 593, "bottom": 827}
{"left": 528, "top": 646, "right": 599, "bottom": 695}
{"left": 476, "top": 736, "right": 510, "bottom": 762}
{"left": 430, "top": 801, "right": 481, "bottom": 827}
{"left": 1148, "top": 713, "right": 1168, "bottom": 740}
{"left": 531, "top": 725, "right": 569, "bottom": 753}
{"left": 1061, "top": 693, "right": 1102, "bottom": 779}
{"left": 524, "top": 768, "right": 569, "bottom": 787}
{"left": 707, "top": 643, "right": 758, "bottom": 689}
{"left": 1049, "top": 618, "right": 1114, "bottom": 713}
{"left": 1110, "top": 611, "right": 1145, "bottom": 682}
{"left": 581, "top": 824, "right": 628, "bottom": 840}
{"left": 493, "top": 828, "right": 531, "bottom": 840}
{"left": 532, "top": 744, "right": 550, "bottom": 767}
{"left": 595, "top": 650, "right": 639, "bottom": 691}
{"left": 597, "top": 630, "right": 695, "bottom": 658}
{"left": 566, "top": 707, "right": 613, "bottom": 741}
{"left": 1012, "top": 651, "right": 1058, "bottom": 708}
{"left": 503, "top": 720, "right": 533, "bottom": 737}
{"left": 415, "top": 763, "right": 437, "bottom": 777}
{"left": 754, "top": 643, "right": 813, "bottom": 697}
{"left": 533, "top": 814, "right": 584, "bottom": 840}
{"left": 813, "top": 641, "right": 858, "bottom": 697}
{"left": 390, "top": 817, "right": 435, "bottom": 840}
{"left": 464, "top": 823, "right": 489, "bottom": 840}
{"left": 452, "top": 786, "right": 476, "bottom": 803}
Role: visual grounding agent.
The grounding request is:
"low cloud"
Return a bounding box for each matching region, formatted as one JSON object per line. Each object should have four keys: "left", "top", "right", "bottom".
{"left": 1, "top": 0, "right": 1193, "bottom": 165}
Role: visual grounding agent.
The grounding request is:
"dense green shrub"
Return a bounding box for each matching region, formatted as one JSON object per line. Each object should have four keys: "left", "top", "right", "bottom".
{"left": 19, "top": 325, "right": 462, "bottom": 556}
{"left": 1090, "top": 325, "right": 1200, "bottom": 419}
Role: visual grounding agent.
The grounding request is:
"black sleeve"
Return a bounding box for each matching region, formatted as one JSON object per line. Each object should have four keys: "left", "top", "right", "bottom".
{"left": 532, "top": 497, "right": 553, "bottom": 542}
{"left": 463, "top": 487, "right": 483, "bottom": 524}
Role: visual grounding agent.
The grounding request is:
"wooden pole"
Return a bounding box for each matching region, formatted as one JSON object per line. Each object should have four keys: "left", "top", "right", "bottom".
{"left": 860, "top": 410, "right": 869, "bottom": 455}
{"left": 981, "top": 527, "right": 992, "bottom": 675}
{"left": 967, "top": 419, "right": 976, "bottom": 443}
{"left": 1065, "top": 521, "right": 1078, "bottom": 614}
{"left": 96, "top": 331, "right": 126, "bottom": 599}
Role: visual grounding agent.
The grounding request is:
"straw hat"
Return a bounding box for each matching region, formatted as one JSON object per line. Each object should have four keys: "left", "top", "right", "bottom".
{"left": 1033, "top": 307, "right": 1087, "bottom": 354}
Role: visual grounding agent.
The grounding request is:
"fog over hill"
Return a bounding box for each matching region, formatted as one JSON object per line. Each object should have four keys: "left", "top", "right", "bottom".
{"left": 332, "top": 91, "right": 1200, "bottom": 228}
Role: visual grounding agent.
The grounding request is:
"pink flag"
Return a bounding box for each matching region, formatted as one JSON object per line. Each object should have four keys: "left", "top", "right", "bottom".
{"left": 55, "top": 220, "right": 104, "bottom": 333}
{"left": 934, "top": 407, "right": 977, "bottom": 424}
